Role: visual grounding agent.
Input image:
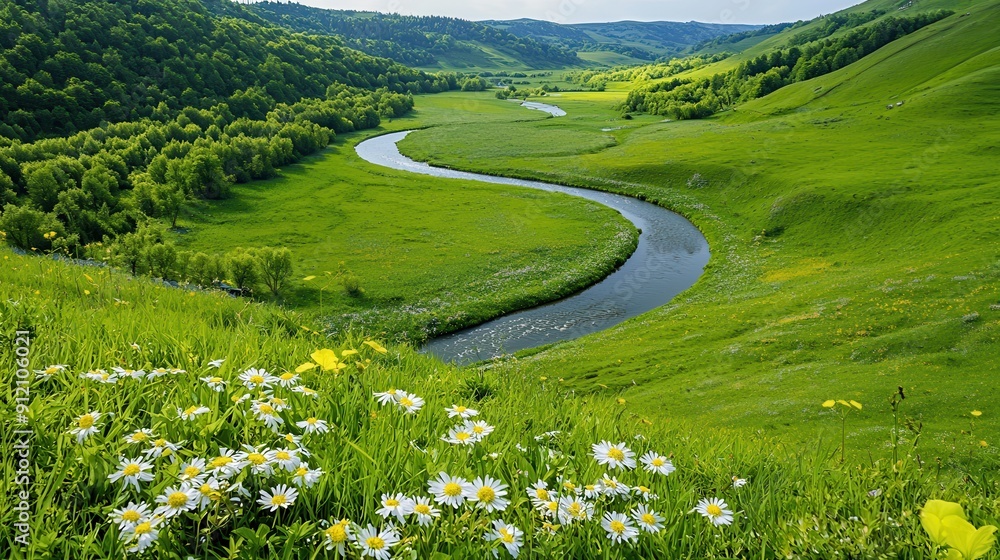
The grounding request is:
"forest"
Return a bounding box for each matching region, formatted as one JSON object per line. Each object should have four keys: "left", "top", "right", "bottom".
{"left": 621, "top": 11, "right": 952, "bottom": 120}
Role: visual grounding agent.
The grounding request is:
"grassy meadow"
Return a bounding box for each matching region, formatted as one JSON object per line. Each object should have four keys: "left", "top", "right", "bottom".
{"left": 174, "top": 92, "right": 638, "bottom": 342}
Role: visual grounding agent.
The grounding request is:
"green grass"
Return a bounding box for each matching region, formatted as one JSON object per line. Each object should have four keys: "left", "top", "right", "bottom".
{"left": 174, "top": 92, "right": 638, "bottom": 342}
{"left": 2, "top": 247, "right": 998, "bottom": 558}
{"left": 390, "top": 3, "right": 1000, "bottom": 464}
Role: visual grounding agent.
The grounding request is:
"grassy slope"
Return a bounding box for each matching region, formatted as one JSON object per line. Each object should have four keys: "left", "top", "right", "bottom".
{"left": 174, "top": 92, "right": 638, "bottom": 342}
{"left": 396, "top": 3, "right": 1000, "bottom": 463}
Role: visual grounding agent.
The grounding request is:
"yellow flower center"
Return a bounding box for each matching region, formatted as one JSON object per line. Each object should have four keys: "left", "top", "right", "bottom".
{"left": 153, "top": 438, "right": 166, "bottom": 447}
{"left": 547, "top": 501, "right": 558, "bottom": 512}
{"left": 270, "top": 494, "right": 286, "bottom": 506}
{"left": 276, "top": 451, "right": 291, "bottom": 461}
{"left": 605, "top": 480, "right": 618, "bottom": 488}
{"left": 133, "top": 521, "right": 152, "bottom": 535}
{"left": 610, "top": 520, "right": 626, "bottom": 534}
{"left": 209, "top": 377, "right": 222, "bottom": 383}
{"left": 131, "top": 432, "right": 148, "bottom": 442}
{"left": 535, "top": 488, "right": 549, "bottom": 500}
{"left": 211, "top": 456, "right": 232, "bottom": 468}
{"left": 652, "top": 457, "right": 665, "bottom": 467}
{"left": 183, "top": 406, "right": 198, "bottom": 416}
{"left": 414, "top": 504, "right": 431, "bottom": 515}
{"left": 638, "top": 486, "right": 650, "bottom": 494}
{"left": 608, "top": 447, "right": 625, "bottom": 462}
{"left": 399, "top": 397, "right": 414, "bottom": 407}
{"left": 500, "top": 528, "right": 514, "bottom": 543}
{"left": 472, "top": 425, "right": 485, "bottom": 434}
{"left": 200, "top": 483, "right": 213, "bottom": 496}
{"left": 455, "top": 406, "right": 466, "bottom": 413}
{"left": 563, "top": 481, "right": 576, "bottom": 490}
{"left": 477, "top": 486, "right": 496, "bottom": 502}
{"left": 642, "top": 513, "right": 656, "bottom": 525}
{"left": 385, "top": 498, "right": 400, "bottom": 507}
{"left": 250, "top": 375, "right": 264, "bottom": 384}
{"left": 167, "top": 492, "right": 189, "bottom": 507}
{"left": 456, "top": 432, "right": 471, "bottom": 441}
{"left": 443, "top": 482, "right": 462, "bottom": 497}
{"left": 325, "top": 524, "right": 346, "bottom": 543}
{"left": 258, "top": 404, "right": 274, "bottom": 415}
{"left": 568, "top": 502, "right": 582, "bottom": 516}
{"left": 45, "top": 367, "right": 58, "bottom": 374}
{"left": 706, "top": 504, "right": 722, "bottom": 517}
{"left": 272, "top": 398, "right": 286, "bottom": 406}
{"left": 295, "top": 467, "right": 308, "bottom": 477}
{"left": 122, "top": 510, "right": 141, "bottom": 523}
{"left": 280, "top": 373, "right": 295, "bottom": 381}
{"left": 248, "top": 453, "right": 266, "bottom": 465}
{"left": 122, "top": 464, "right": 141, "bottom": 476}
{"left": 78, "top": 414, "right": 95, "bottom": 429}
{"left": 183, "top": 466, "right": 201, "bottom": 477}
{"left": 366, "top": 536, "right": 385, "bottom": 550}
{"left": 306, "top": 417, "right": 318, "bottom": 424}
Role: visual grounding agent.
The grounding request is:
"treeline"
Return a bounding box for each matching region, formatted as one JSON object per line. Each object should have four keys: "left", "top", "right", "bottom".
{"left": 0, "top": 0, "right": 447, "bottom": 141}
{"left": 566, "top": 54, "right": 730, "bottom": 90}
{"left": 787, "top": 10, "right": 887, "bottom": 46}
{"left": 248, "top": 2, "right": 580, "bottom": 68}
{"left": 622, "top": 11, "right": 953, "bottom": 120}
{"left": 694, "top": 22, "right": 799, "bottom": 51}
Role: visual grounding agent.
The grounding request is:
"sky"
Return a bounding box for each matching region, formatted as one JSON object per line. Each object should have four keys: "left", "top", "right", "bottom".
{"left": 287, "top": 0, "right": 865, "bottom": 25}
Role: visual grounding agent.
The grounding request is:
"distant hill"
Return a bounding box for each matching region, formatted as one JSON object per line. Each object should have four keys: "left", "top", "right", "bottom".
{"left": 246, "top": 2, "right": 581, "bottom": 70}
{"left": 485, "top": 19, "right": 762, "bottom": 62}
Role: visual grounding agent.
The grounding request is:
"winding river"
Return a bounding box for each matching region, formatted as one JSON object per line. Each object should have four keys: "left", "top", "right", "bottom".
{"left": 355, "top": 120, "right": 709, "bottom": 365}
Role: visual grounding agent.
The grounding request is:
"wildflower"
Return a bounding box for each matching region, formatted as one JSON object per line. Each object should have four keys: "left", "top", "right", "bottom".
{"left": 632, "top": 504, "right": 665, "bottom": 533}
{"left": 34, "top": 364, "right": 67, "bottom": 378}
{"left": 445, "top": 404, "right": 479, "bottom": 419}
{"left": 598, "top": 474, "right": 631, "bottom": 498}
{"left": 208, "top": 359, "right": 226, "bottom": 368}
{"left": 311, "top": 349, "right": 342, "bottom": 371}
{"left": 485, "top": 519, "right": 524, "bottom": 558}
{"left": 296, "top": 362, "right": 317, "bottom": 373}
{"left": 251, "top": 400, "right": 284, "bottom": 431}
{"left": 592, "top": 441, "right": 636, "bottom": 470}
{"left": 268, "top": 396, "right": 291, "bottom": 412}
{"left": 178, "top": 405, "right": 211, "bottom": 421}
{"left": 694, "top": 497, "right": 734, "bottom": 526}
{"left": 466, "top": 476, "right": 509, "bottom": 512}
{"left": 110, "top": 502, "right": 152, "bottom": 530}
{"left": 602, "top": 511, "right": 639, "bottom": 544}
{"left": 296, "top": 417, "right": 329, "bottom": 435}
{"left": 443, "top": 425, "right": 477, "bottom": 446}
{"left": 355, "top": 524, "right": 399, "bottom": 560}
{"left": 258, "top": 484, "right": 298, "bottom": 511}
{"left": 633, "top": 485, "right": 656, "bottom": 501}
{"left": 270, "top": 447, "right": 301, "bottom": 472}
{"left": 208, "top": 448, "right": 247, "bottom": 478}
{"left": 292, "top": 463, "right": 324, "bottom": 488}
{"left": 868, "top": 488, "right": 883, "bottom": 498}
{"left": 69, "top": 411, "right": 102, "bottom": 443}
{"left": 557, "top": 496, "right": 594, "bottom": 525}
{"left": 82, "top": 369, "right": 117, "bottom": 384}
{"left": 323, "top": 520, "right": 352, "bottom": 555}
{"left": 639, "top": 451, "right": 675, "bottom": 476}
{"left": 113, "top": 367, "right": 147, "bottom": 381}
{"left": 972, "top": 410, "right": 983, "bottom": 417}
{"left": 376, "top": 493, "right": 414, "bottom": 524}
{"left": 193, "top": 477, "right": 224, "bottom": 510}
{"left": 121, "top": 516, "right": 162, "bottom": 553}
{"left": 466, "top": 420, "right": 495, "bottom": 440}
{"left": 411, "top": 497, "right": 440, "bottom": 527}
{"left": 822, "top": 400, "right": 836, "bottom": 408}
{"left": 108, "top": 457, "right": 155, "bottom": 491}
{"left": 279, "top": 432, "right": 305, "bottom": 449}
{"left": 179, "top": 458, "right": 207, "bottom": 482}
{"left": 428, "top": 472, "right": 472, "bottom": 508}
{"left": 528, "top": 481, "right": 550, "bottom": 506}
{"left": 124, "top": 429, "right": 155, "bottom": 445}
{"left": 293, "top": 386, "right": 319, "bottom": 398}
{"left": 240, "top": 368, "right": 276, "bottom": 390}
{"left": 363, "top": 340, "right": 388, "bottom": 354}
{"left": 200, "top": 376, "right": 226, "bottom": 391}
{"left": 920, "top": 499, "right": 967, "bottom": 545}
{"left": 144, "top": 438, "right": 183, "bottom": 460}
{"left": 733, "top": 477, "right": 748, "bottom": 489}
{"left": 373, "top": 389, "right": 399, "bottom": 405}
{"left": 154, "top": 486, "right": 198, "bottom": 517}
{"left": 241, "top": 444, "right": 274, "bottom": 476}
{"left": 396, "top": 391, "right": 424, "bottom": 415}
{"left": 277, "top": 371, "right": 300, "bottom": 388}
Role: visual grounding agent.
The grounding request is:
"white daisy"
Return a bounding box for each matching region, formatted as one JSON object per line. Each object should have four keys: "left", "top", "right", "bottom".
{"left": 632, "top": 504, "right": 665, "bottom": 533}
{"left": 177, "top": 405, "right": 211, "bottom": 421}
{"left": 293, "top": 385, "right": 319, "bottom": 398}
{"left": 208, "top": 448, "right": 247, "bottom": 478}
{"left": 69, "top": 411, "right": 102, "bottom": 443}
{"left": 208, "top": 359, "right": 226, "bottom": 368}
{"left": 200, "top": 376, "right": 227, "bottom": 391}
{"left": 257, "top": 484, "right": 298, "bottom": 511}
{"left": 108, "top": 457, "right": 155, "bottom": 491}
{"left": 270, "top": 447, "right": 301, "bottom": 472}
{"left": 428, "top": 472, "right": 472, "bottom": 508}
{"left": 82, "top": 370, "right": 117, "bottom": 384}
{"left": 291, "top": 463, "right": 324, "bottom": 488}
{"left": 602, "top": 511, "right": 639, "bottom": 543}
{"left": 323, "top": 520, "right": 352, "bottom": 554}
{"left": 528, "top": 481, "right": 551, "bottom": 507}
{"left": 113, "top": 367, "right": 147, "bottom": 381}
{"left": 410, "top": 496, "right": 440, "bottom": 527}
{"left": 598, "top": 474, "right": 632, "bottom": 498}
{"left": 355, "top": 524, "right": 399, "bottom": 560}
{"left": 485, "top": 519, "right": 524, "bottom": 558}
{"left": 373, "top": 388, "right": 400, "bottom": 405}
{"left": 121, "top": 516, "right": 162, "bottom": 553}
{"left": 34, "top": 364, "right": 68, "bottom": 378}
{"left": 179, "top": 458, "right": 208, "bottom": 482}
{"left": 276, "top": 371, "right": 300, "bottom": 388}
{"left": 124, "top": 429, "right": 155, "bottom": 445}
{"left": 633, "top": 485, "right": 657, "bottom": 501}
{"left": 251, "top": 400, "right": 284, "bottom": 431}
{"left": 192, "top": 477, "right": 224, "bottom": 510}
{"left": 296, "top": 417, "right": 329, "bottom": 435}
{"left": 241, "top": 445, "right": 274, "bottom": 476}
{"left": 592, "top": 441, "right": 636, "bottom": 470}
{"left": 239, "top": 368, "right": 275, "bottom": 390}
{"left": 443, "top": 424, "right": 477, "bottom": 446}
{"left": 557, "top": 496, "right": 594, "bottom": 525}
{"left": 445, "top": 404, "right": 479, "bottom": 419}
{"left": 694, "top": 497, "right": 734, "bottom": 526}
{"left": 147, "top": 368, "right": 171, "bottom": 379}
{"left": 465, "top": 420, "right": 495, "bottom": 441}
{"left": 143, "top": 437, "right": 183, "bottom": 460}
{"left": 396, "top": 391, "right": 424, "bottom": 414}
{"left": 376, "top": 493, "right": 414, "bottom": 524}
{"left": 465, "top": 476, "right": 509, "bottom": 512}
{"left": 732, "top": 477, "right": 748, "bottom": 488}
{"left": 639, "top": 451, "right": 675, "bottom": 476}
{"left": 267, "top": 395, "right": 290, "bottom": 412}
{"left": 109, "top": 501, "right": 152, "bottom": 530}
{"left": 153, "top": 485, "right": 198, "bottom": 517}
{"left": 537, "top": 497, "right": 561, "bottom": 519}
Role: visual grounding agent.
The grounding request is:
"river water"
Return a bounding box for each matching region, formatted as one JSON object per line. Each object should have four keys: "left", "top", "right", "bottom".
{"left": 355, "top": 129, "right": 709, "bottom": 365}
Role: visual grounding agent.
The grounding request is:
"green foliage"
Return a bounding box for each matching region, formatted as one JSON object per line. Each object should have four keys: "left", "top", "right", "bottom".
{"left": 255, "top": 246, "right": 294, "bottom": 297}
{"left": 226, "top": 247, "right": 261, "bottom": 294}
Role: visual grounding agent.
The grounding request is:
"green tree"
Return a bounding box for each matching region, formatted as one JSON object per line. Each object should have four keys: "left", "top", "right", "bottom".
{"left": 226, "top": 248, "right": 260, "bottom": 294}
{"left": 254, "top": 246, "right": 294, "bottom": 296}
